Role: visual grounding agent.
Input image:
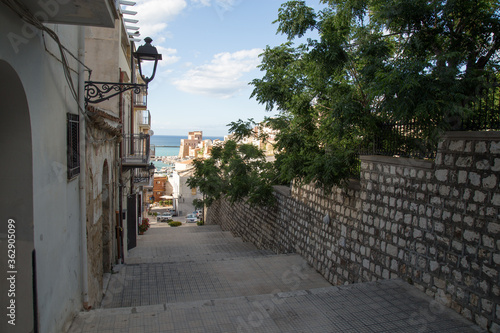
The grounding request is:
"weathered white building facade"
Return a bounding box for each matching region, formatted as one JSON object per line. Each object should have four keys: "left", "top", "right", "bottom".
{"left": 0, "top": 1, "right": 156, "bottom": 332}
{"left": 171, "top": 161, "right": 203, "bottom": 216}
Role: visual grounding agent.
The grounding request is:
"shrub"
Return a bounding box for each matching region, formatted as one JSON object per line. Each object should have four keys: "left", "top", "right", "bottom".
{"left": 168, "top": 221, "right": 182, "bottom": 227}
{"left": 197, "top": 220, "right": 204, "bottom": 226}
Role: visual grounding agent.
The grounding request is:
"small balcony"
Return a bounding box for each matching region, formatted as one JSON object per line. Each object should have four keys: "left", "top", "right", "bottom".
{"left": 133, "top": 168, "right": 153, "bottom": 187}
{"left": 122, "top": 134, "right": 150, "bottom": 168}
{"left": 134, "top": 93, "right": 147, "bottom": 109}
{"left": 19, "top": 0, "right": 116, "bottom": 28}
{"left": 139, "top": 110, "right": 151, "bottom": 129}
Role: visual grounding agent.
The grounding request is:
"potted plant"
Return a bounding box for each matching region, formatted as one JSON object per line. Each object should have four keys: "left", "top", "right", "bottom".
{"left": 139, "top": 218, "right": 150, "bottom": 234}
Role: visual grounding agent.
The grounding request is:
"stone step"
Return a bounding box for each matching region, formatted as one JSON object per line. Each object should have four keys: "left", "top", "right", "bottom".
{"left": 127, "top": 225, "right": 273, "bottom": 264}
{"left": 101, "top": 253, "right": 331, "bottom": 309}
{"left": 69, "top": 279, "right": 484, "bottom": 333}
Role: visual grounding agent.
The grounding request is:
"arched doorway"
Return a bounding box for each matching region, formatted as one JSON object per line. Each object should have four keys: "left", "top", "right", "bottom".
{"left": 102, "top": 161, "right": 111, "bottom": 273}
{"left": 0, "top": 60, "right": 36, "bottom": 332}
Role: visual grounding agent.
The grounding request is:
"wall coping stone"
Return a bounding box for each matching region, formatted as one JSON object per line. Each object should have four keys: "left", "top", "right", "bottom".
{"left": 360, "top": 155, "right": 434, "bottom": 170}
{"left": 441, "top": 131, "right": 500, "bottom": 140}
{"left": 273, "top": 185, "right": 291, "bottom": 197}
{"left": 347, "top": 179, "right": 361, "bottom": 191}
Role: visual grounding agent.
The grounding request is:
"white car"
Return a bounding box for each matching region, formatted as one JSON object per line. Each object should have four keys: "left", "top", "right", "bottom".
{"left": 186, "top": 214, "right": 198, "bottom": 223}
{"left": 158, "top": 212, "right": 172, "bottom": 222}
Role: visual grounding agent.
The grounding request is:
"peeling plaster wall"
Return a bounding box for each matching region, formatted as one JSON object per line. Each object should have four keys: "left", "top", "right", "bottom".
{"left": 85, "top": 125, "right": 118, "bottom": 308}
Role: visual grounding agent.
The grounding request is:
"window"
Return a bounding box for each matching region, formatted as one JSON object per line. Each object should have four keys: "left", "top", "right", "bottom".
{"left": 67, "top": 113, "right": 80, "bottom": 179}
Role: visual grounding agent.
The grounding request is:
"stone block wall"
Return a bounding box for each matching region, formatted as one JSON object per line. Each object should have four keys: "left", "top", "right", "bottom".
{"left": 206, "top": 132, "right": 500, "bottom": 332}
{"left": 85, "top": 125, "right": 119, "bottom": 309}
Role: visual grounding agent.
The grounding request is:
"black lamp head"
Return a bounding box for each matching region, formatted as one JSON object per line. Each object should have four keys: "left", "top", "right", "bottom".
{"left": 134, "top": 37, "right": 162, "bottom": 84}
{"left": 134, "top": 37, "right": 162, "bottom": 61}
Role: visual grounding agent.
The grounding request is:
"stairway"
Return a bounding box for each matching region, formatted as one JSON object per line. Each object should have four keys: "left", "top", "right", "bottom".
{"left": 67, "top": 224, "right": 483, "bottom": 333}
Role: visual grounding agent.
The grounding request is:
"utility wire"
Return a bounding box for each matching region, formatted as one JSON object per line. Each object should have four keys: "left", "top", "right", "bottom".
{"left": 2, "top": 0, "right": 78, "bottom": 100}
{"left": 1, "top": 0, "right": 122, "bottom": 145}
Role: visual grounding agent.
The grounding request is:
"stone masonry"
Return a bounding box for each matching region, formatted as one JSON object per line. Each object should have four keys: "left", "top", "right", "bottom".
{"left": 207, "top": 131, "right": 500, "bottom": 332}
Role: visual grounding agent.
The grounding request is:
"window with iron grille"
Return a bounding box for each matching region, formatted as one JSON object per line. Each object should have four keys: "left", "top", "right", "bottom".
{"left": 67, "top": 113, "right": 80, "bottom": 179}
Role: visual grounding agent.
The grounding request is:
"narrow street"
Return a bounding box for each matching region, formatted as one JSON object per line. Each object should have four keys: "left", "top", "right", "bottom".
{"left": 67, "top": 220, "right": 483, "bottom": 333}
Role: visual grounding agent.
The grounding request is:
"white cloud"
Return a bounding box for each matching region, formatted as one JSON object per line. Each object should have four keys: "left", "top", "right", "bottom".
{"left": 135, "top": 0, "right": 187, "bottom": 22}
{"left": 157, "top": 47, "right": 180, "bottom": 66}
{"left": 191, "top": 0, "right": 211, "bottom": 6}
{"left": 132, "top": 0, "right": 187, "bottom": 39}
{"left": 214, "top": 0, "right": 241, "bottom": 10}
{"left": 191, "top": 0, "right": 240, "bottom": 8}
{"left": 190, "top": 0, "right": 242, "bottom": 19}
{"left": 173, "top": 48, "right": 262, "bottom": 99}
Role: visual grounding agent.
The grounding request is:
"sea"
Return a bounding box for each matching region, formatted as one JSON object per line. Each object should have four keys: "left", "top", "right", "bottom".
{"left": 151, "top": 135, "right": 224, "bottom": 169}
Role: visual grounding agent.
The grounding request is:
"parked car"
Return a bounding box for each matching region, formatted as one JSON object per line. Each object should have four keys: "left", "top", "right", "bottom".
{"left": 158, "top": 212, "right": 172, "bottom": 222}
{"left": 186, "top": 214, "right": 198, "bottom": 223}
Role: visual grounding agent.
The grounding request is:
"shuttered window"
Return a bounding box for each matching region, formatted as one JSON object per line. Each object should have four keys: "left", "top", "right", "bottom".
{"left": 67, "top": 113, "right": 80, "bottom": 180}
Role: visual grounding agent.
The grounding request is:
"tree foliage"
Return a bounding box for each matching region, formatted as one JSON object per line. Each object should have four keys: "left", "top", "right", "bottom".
{"left": 251, "top": 0, "right": 500, "bottom": 190}
{"left": 187, "top": 121, "right": 277, "bottom": 207}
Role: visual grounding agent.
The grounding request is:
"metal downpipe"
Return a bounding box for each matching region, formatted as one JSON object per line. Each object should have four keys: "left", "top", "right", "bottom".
{"left": 78, "top": 26, "right": 90, "bottom": 309}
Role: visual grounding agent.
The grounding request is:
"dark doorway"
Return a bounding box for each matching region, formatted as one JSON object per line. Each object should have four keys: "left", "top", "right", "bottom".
{"left": 0, "top": 60, "right": 36, "bottom": 332}
{"left": 127, "top": 194, "right": 137, "bottom": 250}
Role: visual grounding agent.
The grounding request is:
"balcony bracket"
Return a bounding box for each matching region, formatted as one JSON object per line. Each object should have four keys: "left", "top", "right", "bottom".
{"left": 85, "top": 81, "right": 147, "bottom": 104}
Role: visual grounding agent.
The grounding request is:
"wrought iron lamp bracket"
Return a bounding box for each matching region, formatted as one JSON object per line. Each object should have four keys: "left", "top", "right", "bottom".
{"left": 85, "top": 81, "right": 147, "bottom": 104}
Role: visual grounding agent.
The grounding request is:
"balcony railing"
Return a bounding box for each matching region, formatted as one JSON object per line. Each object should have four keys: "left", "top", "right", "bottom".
{"left": 139, "top": 110, "right": 151, "bottom": 128}
{"left": 150, "top": 144, "right": 156, "bottom": 158}
{"left": 134, "top": 93, "right": 147, "bottom": 108}
{"left": 122, "top": 134, "right": 150, "bottom": 167}
{"left": 133, "top": 168, "right": 153, "bottom": 187}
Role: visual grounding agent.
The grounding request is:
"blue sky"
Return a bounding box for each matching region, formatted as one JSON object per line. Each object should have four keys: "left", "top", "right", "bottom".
{"left": 130, "top": 0, "right": 324, "bottom": 136}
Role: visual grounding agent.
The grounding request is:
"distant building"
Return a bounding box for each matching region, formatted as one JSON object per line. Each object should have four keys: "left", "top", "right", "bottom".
{"left": 225, "top": 124, "right": 278, "bottom": 156}
{"left": 152, "top": 176, "right": 168, "bottom": 203}
{"left": 171, "top": 160, "right": 202, "bottom": 216}
{"left": 179, "top": 131, "right": 203, "bottom": 158}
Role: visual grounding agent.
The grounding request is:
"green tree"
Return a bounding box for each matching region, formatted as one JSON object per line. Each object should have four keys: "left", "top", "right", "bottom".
{"left": 187, "top": 122, "right": 277, "bottom": 207}
{"left": 251, "top": 0, "right": 499, "bottom": 190}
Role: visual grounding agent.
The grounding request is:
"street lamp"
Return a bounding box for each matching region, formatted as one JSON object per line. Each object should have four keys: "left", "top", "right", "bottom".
{"left": 147, "top": 162, "right": 156, "bottom": 174}
{"left": 85, "top": 37, "right": 162, "bottom": 104}
{"left": 134, "top": 37, "right": 162, "bottom": 84}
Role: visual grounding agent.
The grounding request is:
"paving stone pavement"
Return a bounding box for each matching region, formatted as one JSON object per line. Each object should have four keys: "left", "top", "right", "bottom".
{"left": 67, "top": 222, "right": 485, "bottom": 332}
